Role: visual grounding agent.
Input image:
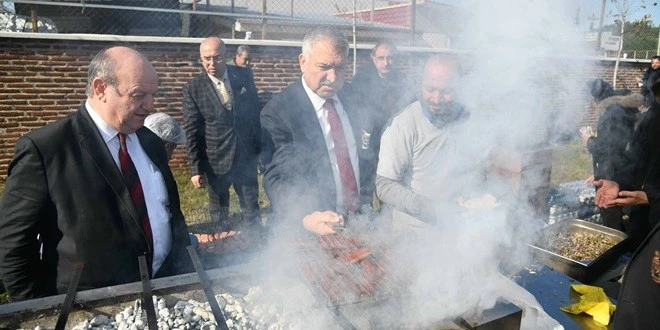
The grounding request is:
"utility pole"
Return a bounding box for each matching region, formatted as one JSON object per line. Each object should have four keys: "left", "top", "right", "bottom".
{"left": 410, "top": 0, "right": 416, "bottom": 46}
{"left": 596, "top": 0, "right": 606, "bottom": 52}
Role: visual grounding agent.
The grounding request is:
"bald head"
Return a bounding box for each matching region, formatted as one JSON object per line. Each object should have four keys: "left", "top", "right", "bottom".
{"left": 200, "top": 37, "right": 227, "bottom": 78}
{"left": 87, "top": 46, "right": 159, "bottom": 133}
{"left": 421, "top": 55, "right": 459, "bottom": 117}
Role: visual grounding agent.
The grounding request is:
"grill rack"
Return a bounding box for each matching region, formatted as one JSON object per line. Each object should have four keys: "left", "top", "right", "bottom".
{"left": 297, "top": 234, "right": 411, "bottom": 307}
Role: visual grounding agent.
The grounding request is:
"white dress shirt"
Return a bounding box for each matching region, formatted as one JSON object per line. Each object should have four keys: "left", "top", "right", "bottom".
{"left": 301, "top": 78, "right": 360, "bottom": 213}
{"left": 86, "top": 101, "right": 172, "bottom": 275}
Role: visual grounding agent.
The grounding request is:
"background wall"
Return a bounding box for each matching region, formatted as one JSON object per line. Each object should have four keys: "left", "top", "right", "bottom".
{"left": 0, "top": 35, "right": 649, "bottom": 180}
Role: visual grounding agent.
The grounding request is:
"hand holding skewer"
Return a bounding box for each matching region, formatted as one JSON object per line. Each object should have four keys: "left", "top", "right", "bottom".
{"left": 303, "top": 211, "right": 345, "bottom": 235}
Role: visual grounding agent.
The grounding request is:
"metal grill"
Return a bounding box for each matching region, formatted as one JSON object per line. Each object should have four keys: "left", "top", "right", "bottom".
{"left": 297, "top": 234, "right": 410, "bottom": 307}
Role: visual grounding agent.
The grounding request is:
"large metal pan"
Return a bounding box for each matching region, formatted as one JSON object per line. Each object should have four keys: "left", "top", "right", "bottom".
{"left": 528, "top": 219, "right": 628, "bottom": 283}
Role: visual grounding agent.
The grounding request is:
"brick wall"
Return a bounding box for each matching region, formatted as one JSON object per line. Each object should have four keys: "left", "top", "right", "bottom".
{"left": 0, "top": 36, "right": 650, "bottom": 180}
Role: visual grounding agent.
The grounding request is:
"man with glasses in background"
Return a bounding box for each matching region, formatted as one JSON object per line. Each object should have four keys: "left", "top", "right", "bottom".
{"left": 182, "top": 37, "right": 262, "bottom": 233}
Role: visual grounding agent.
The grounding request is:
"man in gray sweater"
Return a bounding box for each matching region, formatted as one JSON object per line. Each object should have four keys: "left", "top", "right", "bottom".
{"left": 376, "top": 55, "right": 476, "bottom": 231}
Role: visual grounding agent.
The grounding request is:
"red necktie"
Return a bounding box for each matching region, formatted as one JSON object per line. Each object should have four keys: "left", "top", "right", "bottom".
{"left": 324, "top": 99, "right": 359, "bottom": 213}
{"left": 118, "top": 133, "right": 154, "bottom": 255}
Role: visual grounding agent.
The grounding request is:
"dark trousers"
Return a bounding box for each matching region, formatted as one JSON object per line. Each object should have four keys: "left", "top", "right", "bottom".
{"left": 600, "top": 206, "right": 625, "bottom": 231}
{"left": 205, "top": 159, "right": 260, "bottom": 230}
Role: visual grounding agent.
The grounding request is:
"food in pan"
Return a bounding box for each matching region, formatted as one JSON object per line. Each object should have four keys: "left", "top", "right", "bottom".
{"left": 546, "top": 232, "right": 617, "bottom": 261}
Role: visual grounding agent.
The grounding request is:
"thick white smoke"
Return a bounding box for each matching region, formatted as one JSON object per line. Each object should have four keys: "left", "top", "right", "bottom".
{"left": 236, "top": 1, "right": 593, "bottom": 328}
{"left": 387, "top": 0, "right": 593, "bottom": 327}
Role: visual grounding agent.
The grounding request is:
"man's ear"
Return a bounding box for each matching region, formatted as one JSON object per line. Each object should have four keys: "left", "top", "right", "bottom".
{"left": 92, "top": 78, "right": 108, "bottom": 101}
{"left": 298, "top": 53, "right": 306, "bottom": 74}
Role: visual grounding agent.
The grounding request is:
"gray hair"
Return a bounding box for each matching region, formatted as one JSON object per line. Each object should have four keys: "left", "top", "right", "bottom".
{"left": 301, "top": 27, "right": 349, "bottom": 58}
{"left": 236, "top": 45, "right": 251, "bottom": 56}
{"left": 86, "top": 48, "right": 118, "bottom": 97}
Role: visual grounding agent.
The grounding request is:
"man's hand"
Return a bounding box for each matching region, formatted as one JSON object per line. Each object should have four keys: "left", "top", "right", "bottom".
{"left": 302, "top": 211, "right": 344, "bottom": 235}
{"left": 605, "top": 190, "right": 649, "bottom": 207}
{"left": 593, "top": 179, "right": 620, "bottom": 208}
{"left": 191, "top": 175, "right": 204, "bottom": 188}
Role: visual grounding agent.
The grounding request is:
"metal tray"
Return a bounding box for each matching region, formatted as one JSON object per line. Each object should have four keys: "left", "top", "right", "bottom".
{"left": 528, "top": 219, "right": 628, "bottom": 283}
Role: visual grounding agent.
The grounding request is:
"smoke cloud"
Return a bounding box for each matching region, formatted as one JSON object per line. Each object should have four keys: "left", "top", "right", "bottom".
{"left": 236, "top": 1, "right": 593, "bottom": 329}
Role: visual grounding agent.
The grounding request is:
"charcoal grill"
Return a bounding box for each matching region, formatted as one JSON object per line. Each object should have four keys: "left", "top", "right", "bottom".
{"left": 297, "top": 234, "right": 410, "bottom": 307}
{"left": 297, "top": 233, "right": 522, "bottom": 330}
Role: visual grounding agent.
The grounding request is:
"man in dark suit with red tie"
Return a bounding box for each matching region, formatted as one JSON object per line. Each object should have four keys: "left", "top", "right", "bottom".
{"left": 182, "top": 37, "right": 262, "bottom": 231}
{"left": 0, "top": 46, "right": 192, "bottom": 301}
{"left": 260, "top": 27, "right": 372, "bottom": 235}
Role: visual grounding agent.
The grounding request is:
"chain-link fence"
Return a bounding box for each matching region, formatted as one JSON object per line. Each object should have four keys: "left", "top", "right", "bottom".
{"left": 2, "top": 0, "right": 660, "bottom": 57}
{"left": 1, "top": 0, "right": 432, "bottom": 45}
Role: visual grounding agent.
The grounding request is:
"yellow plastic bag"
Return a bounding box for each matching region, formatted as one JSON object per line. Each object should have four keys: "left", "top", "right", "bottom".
{"left": 560, "top": 284, "right": 616, "bottom": 325}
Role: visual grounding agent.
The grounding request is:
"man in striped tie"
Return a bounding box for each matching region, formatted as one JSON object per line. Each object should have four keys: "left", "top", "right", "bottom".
{"left": 0, "top": 46, "right": 192, "bottom": 301}
{"left": 261, "top": 27, "right": 373, "bottom": 236}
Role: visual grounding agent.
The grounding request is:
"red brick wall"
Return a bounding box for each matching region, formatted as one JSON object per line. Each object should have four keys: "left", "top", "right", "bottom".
{"left": 0, "top": 36, "right": 650, "bottom": 180}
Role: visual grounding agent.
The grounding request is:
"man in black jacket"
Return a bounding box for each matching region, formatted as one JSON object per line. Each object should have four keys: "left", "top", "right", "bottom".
{"left": 183, "top": 37, "right": 262, "bottom": 231}
{"left": 0, "top": 46, "right": 192, "bottom": 301}
{"left": 351, "top": 40, "right": 416, "bottom": 202}
{"left": 260, "top": 27, "right": 372, "bottom": 235}
{"left": 639, "top": 56, "right": 660, "bottom": 105}
{"left": 582, "top": 79, "right": 641, "bottom": 231}
{"left": 594, "top": 78, "right": 660, "bottom": 251}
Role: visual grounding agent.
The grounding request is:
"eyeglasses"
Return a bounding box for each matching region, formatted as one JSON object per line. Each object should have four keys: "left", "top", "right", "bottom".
{"left": 201, "top": 55, "right": 223, "bottom": 64}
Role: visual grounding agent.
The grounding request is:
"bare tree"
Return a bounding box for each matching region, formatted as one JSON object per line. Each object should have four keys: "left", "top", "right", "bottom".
{"left": 609, "top": 0, "right": 646, "bottom": 88}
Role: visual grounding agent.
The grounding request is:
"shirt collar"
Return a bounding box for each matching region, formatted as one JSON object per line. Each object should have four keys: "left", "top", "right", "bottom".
{"left": 207, "top": 69, "right": 229, "bottom": 85}
{"left": 85, "top": 100, "right": 138, "bottom": 143}
{"left": 301, "top": 76, "right": 339, "bottom": 112}
{"left": 86, "top": 100, "right": 119, "bottom": 144}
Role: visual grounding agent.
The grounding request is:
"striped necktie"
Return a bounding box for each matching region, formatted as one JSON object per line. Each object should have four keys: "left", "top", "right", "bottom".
{"left": 324, "top": 99, "right": 359, "bottom": 213}
{"left": 118, "top": 133, "right": 154, "bottom": 266}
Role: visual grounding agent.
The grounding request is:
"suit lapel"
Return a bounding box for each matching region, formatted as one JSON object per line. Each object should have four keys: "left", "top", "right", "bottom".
{"left": 75, "top": 107, "right": 142, "bottom": 228}
{"left": 200, "top": 74, "right": 231, "bottom": 114}
{"left": 227, "top": 66, "right": 243, "bottom": 97}
{"left": 292, "top": 80, "right": 327, "bottom": 152}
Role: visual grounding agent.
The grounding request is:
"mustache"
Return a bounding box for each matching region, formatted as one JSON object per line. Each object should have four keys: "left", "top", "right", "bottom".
{"left": 320, "top": 81, "right": 339, "bottom": 88}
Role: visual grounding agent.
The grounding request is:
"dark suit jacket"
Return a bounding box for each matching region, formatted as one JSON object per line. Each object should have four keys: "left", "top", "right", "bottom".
{"left": 183, "top": 65, "right": 261, "bottom": 177}
{"left": 260, "top": 79, "right": 372, "bottom": 228}
{"left": 0, "top": 105, "right": 192, "bottom": 301}
{"left": 613, "top": 202, "right": 660, "bottom": 329}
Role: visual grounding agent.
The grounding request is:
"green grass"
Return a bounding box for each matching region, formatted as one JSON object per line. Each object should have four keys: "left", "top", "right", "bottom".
{"left": 172, "top": 168, "right": 270, "bottom": 231}
{"left": 550, "top": 142, "right": 593, "bottom": 185}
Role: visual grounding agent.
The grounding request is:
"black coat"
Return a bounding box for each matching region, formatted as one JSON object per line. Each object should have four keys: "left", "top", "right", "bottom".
{"left": 350, "top": 63, "right": 416, "bottom": 200}
{"left": 183, "top": 65, "right": 261, "bottom": 177}
{"left": 613, "top": 197, "right": 660, "bottom": 329}
{"left": 0, "top": 106, "right": 192, "bottom": 301}
{"left": 641, "top": 67, "right": 660, "bottom": 104}
{"left": 611, "top": 102, "right": 660, "bottom": 249}
{"left": 260, "top": 80, "right": 372, "bottom": 228}
{"left": 350, "top": 62, "right": 416, "bottom": 151}
{"left": 587, "top": 93, "right": 644, "bottom": 180}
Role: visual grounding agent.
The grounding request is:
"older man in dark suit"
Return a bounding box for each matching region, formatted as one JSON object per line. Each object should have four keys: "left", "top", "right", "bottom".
{"left": 183, "top": 37, "right": 262, "bottom": 231}
{"left": 0, "top": 46, "right": 192, "bottom": 301}
{"left": 260, "top": 28, "right": 372, "bottom": 236}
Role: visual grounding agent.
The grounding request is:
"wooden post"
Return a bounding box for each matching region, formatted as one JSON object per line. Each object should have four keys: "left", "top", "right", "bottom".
{"left": 371, "top": 0, "right": 375, "bottom": 24}
{"left": 261, "top": 0, "right": 267, "bottom": 39}
{"left": 31, "top": 7, "right": 38, "bottom": 32}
